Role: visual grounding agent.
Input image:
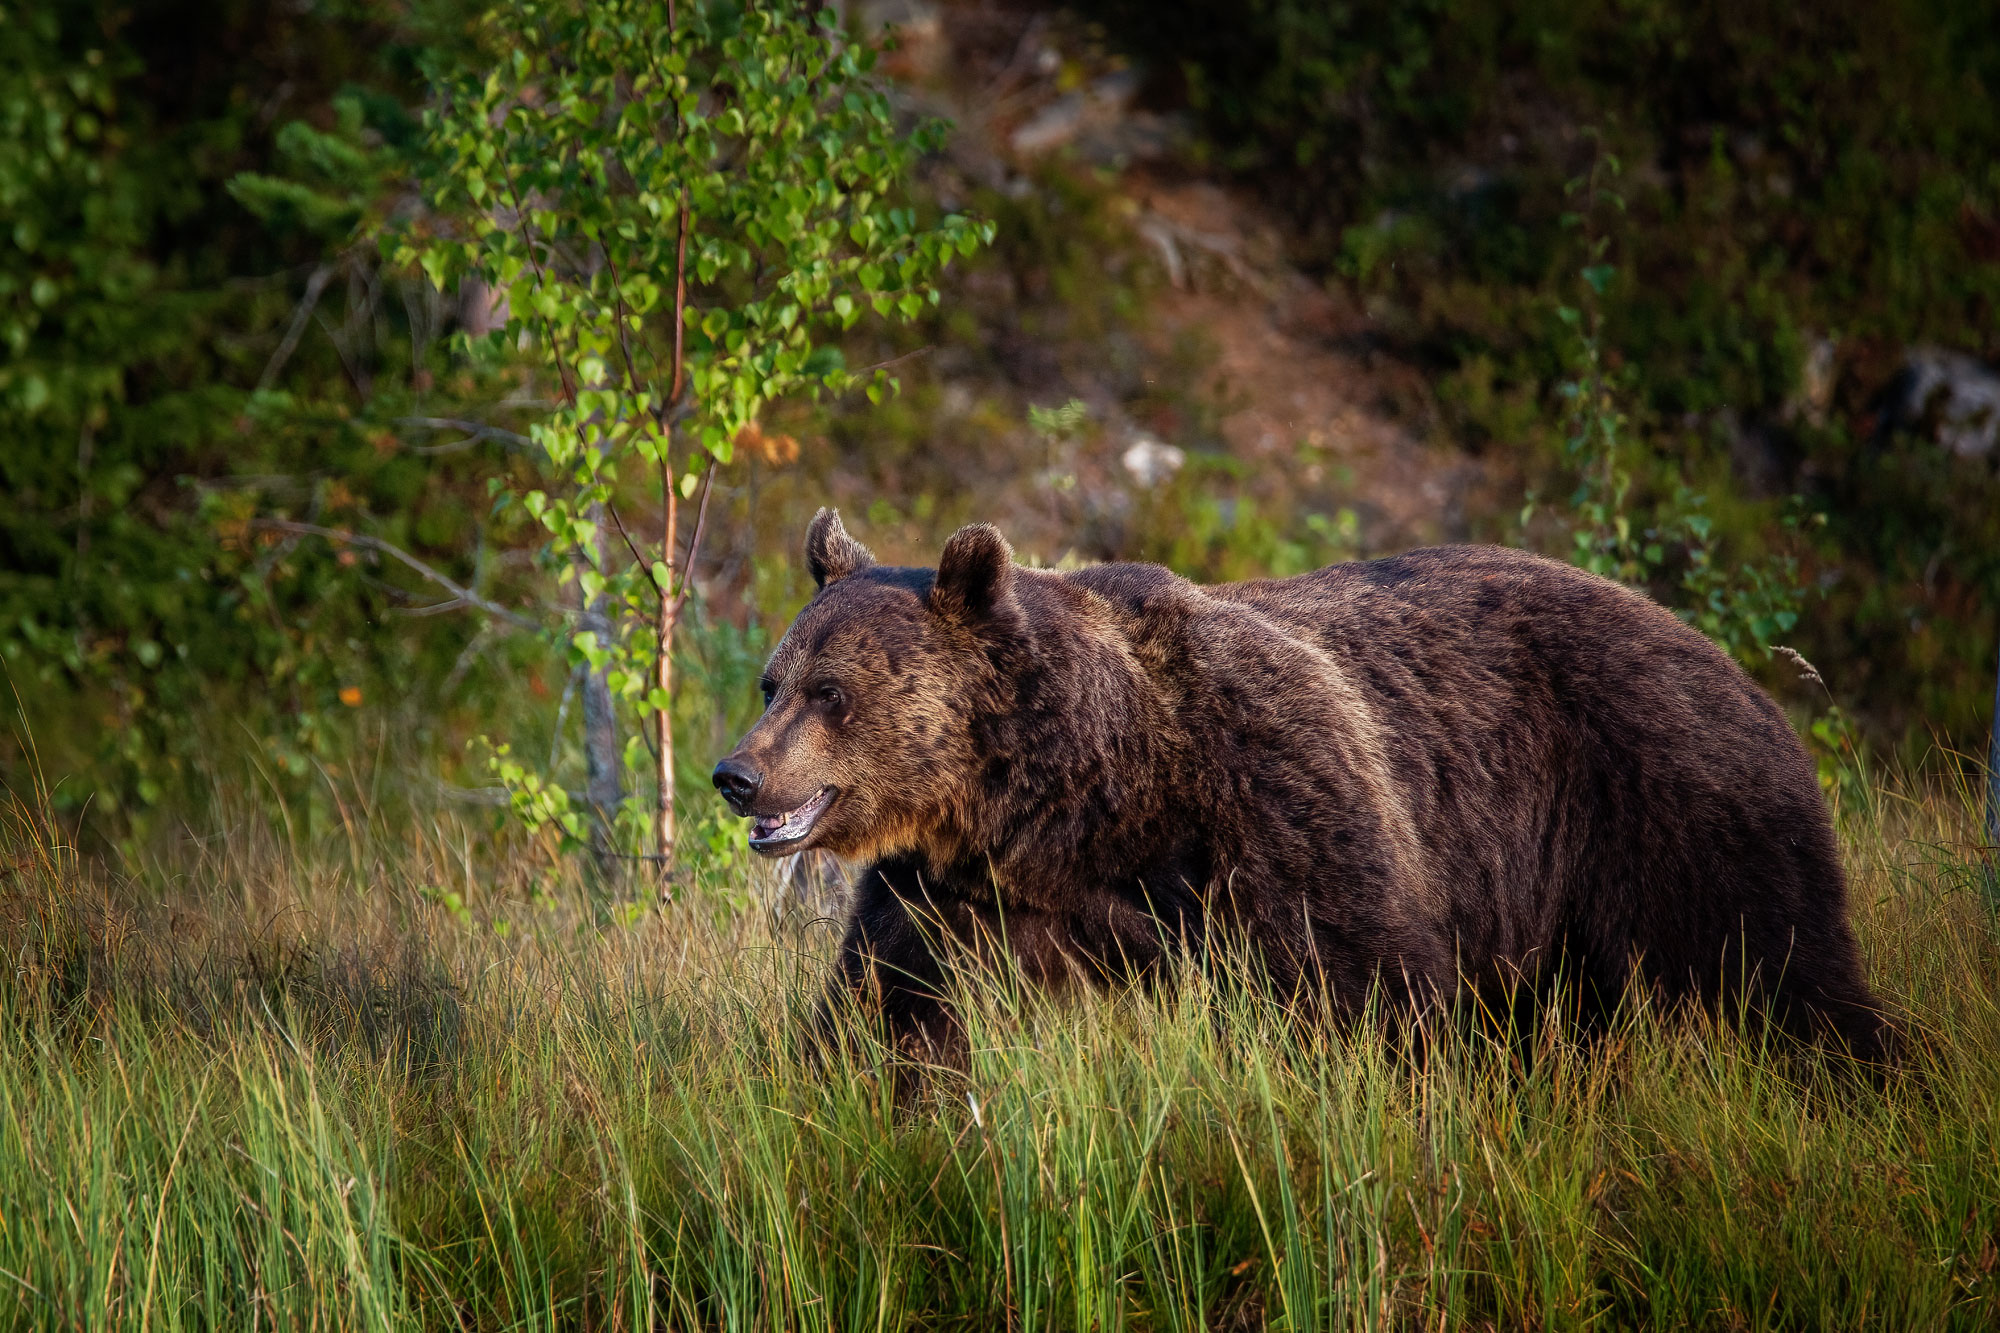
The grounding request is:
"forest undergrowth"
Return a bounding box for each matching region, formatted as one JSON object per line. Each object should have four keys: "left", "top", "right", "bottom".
{"left": 1, "top": 751, "right": 1997, "bottom": 1331}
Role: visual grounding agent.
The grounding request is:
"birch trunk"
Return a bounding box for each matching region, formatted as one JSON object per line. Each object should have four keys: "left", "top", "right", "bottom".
{"left": 655, "top": 481, "right": 678, "bottom": 898}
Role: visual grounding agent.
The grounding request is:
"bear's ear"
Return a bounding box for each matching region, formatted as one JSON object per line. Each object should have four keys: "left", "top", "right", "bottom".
{"left": 930, "top": 523, "right": 1018, "bottom": 625}
{"left": 804, "top": 508, "right": 876, "bottom": 590}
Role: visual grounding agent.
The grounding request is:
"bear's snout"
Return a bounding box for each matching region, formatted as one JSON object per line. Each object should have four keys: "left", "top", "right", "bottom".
{"left": 712, "top": 757, "right": 762, "bottom": 814}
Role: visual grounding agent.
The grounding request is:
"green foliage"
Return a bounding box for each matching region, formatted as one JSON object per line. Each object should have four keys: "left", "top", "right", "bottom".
{"left": 1087, "top": 0, "right": 2000, "bottom": 746}
{"left": 1811, "top": 705, "right": 1870, "bottom": 808}
{"left": 395, "top": 0, "right": 989, "bottom": 866}
{"left": 1140, "top": 460, "right": 1363, "bottom": 584}
{"left": 0, "top": 10, "right": 140, "bottom": 417}
{"left": 228, "top": 93, "right": 403, "bottom": 238}
{"left": 1535, "top": 152, "right": 1809, "bottom": 667}
{"left": 0, "top": 0, "right": 508, "bottom": 832}
{"left": 1028, "top": 396, "right": 1091, "bottom": 442}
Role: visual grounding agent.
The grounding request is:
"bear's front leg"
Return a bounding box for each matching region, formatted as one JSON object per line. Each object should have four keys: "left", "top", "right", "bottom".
{"left": 812, "top": 857, "right": 1149, "bottom": 1071}
{"left": 814, "top": 855, "right": 965, "bottom": 1067}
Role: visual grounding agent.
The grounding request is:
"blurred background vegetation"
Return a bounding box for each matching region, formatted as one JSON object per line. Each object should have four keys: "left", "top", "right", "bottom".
{"left": 3, "top": 0, "right": 1996, "bottom": 868}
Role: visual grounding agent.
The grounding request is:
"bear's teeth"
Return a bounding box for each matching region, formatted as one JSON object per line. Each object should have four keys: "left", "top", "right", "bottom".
{"left": 750, "top": 787, "right": 832, "bottom": 844}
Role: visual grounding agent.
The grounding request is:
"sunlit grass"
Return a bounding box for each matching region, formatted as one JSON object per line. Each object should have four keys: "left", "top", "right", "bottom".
{"left": 1, "top": 765, "right": 1996, "bottom": 1330}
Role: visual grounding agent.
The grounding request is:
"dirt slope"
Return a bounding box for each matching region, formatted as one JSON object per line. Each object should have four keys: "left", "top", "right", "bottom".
{"left": 821, "top": 0, "right": 1505, "bottom": 565}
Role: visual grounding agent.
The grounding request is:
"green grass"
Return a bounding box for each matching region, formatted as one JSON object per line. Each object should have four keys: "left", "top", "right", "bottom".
{"left": 2, "top": 768, "right": 1997, "bottom": 1331}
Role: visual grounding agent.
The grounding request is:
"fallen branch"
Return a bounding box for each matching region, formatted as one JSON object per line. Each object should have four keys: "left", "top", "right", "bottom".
{"left": 395, "top": 416, "right": 542, "bottom": 457}
{"left": 251, "top": 520, "right": 541, "bottom": 631}
{"left": 1137, "top": 212, "right": 1272, "bottom": 296}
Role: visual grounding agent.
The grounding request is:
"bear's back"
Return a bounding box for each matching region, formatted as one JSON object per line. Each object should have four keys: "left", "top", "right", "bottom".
{"left": 1214, "top": 544, "right": 1775, "bottom": 736}
{"left": 1223, "top": 547, "right": 1835, "bottom": 964}
{"left": 1064, "top": 545, "right": 1833, "bottom": 968}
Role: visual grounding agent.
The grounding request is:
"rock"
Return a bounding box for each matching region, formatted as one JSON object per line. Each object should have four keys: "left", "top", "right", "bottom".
{"left": 1010, "top": 68, "right": 1148, "bottom": 158}
{"left": 1885, "top": 346, "right": 2000, "bottom": 459}
{"left": 1121, "top": 435, "right": 1186, "bottom": 487}
{"left": 1135, "top": 216, "right": 1186, "bottom": 288}
{"left": 854, "top": 0, "right": 941, "bottom": 40}
{"left": 1798, "top": 334, "right": 1837, "bottom": 429}
{"left": 1011, "top": 93, "right": 1088, "bottom": 156}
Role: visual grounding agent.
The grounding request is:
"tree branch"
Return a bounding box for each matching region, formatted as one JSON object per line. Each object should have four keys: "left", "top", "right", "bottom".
{"left": 251, "top": 520, "right": 541, "bottom": 630}
{"left": 606, "top": 502, "right": 664, "bottom": 600}
{"left": 391, "top": 597, "right": 482, "bottom": 618}
{"left": 851, "top": 344, "right": 934, "bottom": 378}
{"left": 601, "top": 249, "right": 647, "bottom": 406}
{"left": 313, "top": 307, "right": 368, "bottom": 398}
{"left": 502, "top": 175, "right": 588, "bottom": 420}
{"left": 257, "top": 262, "right": 338, "bottom": 393}
{"left": 671, "top": 458, "right": 718, "bottom": 618}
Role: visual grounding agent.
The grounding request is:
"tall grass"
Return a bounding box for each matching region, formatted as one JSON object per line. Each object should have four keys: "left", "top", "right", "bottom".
{"left": 1, "top": 765, "right": 1996, "bottom": 1330}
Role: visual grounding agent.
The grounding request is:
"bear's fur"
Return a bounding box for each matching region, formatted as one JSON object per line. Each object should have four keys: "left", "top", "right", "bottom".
{"left": 713, "top": 510, "right": 1892, "bottom": 1063}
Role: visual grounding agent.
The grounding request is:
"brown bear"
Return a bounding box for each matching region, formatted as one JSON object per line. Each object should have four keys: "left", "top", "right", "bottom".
{"left": 713, "top": 510, "right": 1892, "bottom": 1063}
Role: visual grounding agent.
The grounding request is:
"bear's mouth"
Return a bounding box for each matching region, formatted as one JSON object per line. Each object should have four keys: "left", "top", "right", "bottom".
{"left": 748, "top": 786, "right": 836, "bottom": 853}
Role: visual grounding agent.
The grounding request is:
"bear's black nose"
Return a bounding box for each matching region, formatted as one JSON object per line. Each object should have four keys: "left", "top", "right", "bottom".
{"left": 712, "top": 757, "right": 762, "bottom": 812}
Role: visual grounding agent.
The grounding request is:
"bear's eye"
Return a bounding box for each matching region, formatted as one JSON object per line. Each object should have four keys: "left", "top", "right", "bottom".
{"left": 815, "top": 683, "right": 846, "bottom": 713}
{"left": 759, "top": 678, "right": 776, "bottom": 708}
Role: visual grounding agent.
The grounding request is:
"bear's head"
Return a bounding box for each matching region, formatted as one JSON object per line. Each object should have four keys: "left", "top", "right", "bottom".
{"left": 712, "top": 509, "right": 1022, "bottom": 863}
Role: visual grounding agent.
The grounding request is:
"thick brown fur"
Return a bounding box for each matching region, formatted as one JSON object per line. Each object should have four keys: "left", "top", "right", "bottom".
{"left": 716, "top": 509, "right": 1893, "bottom": 1065}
